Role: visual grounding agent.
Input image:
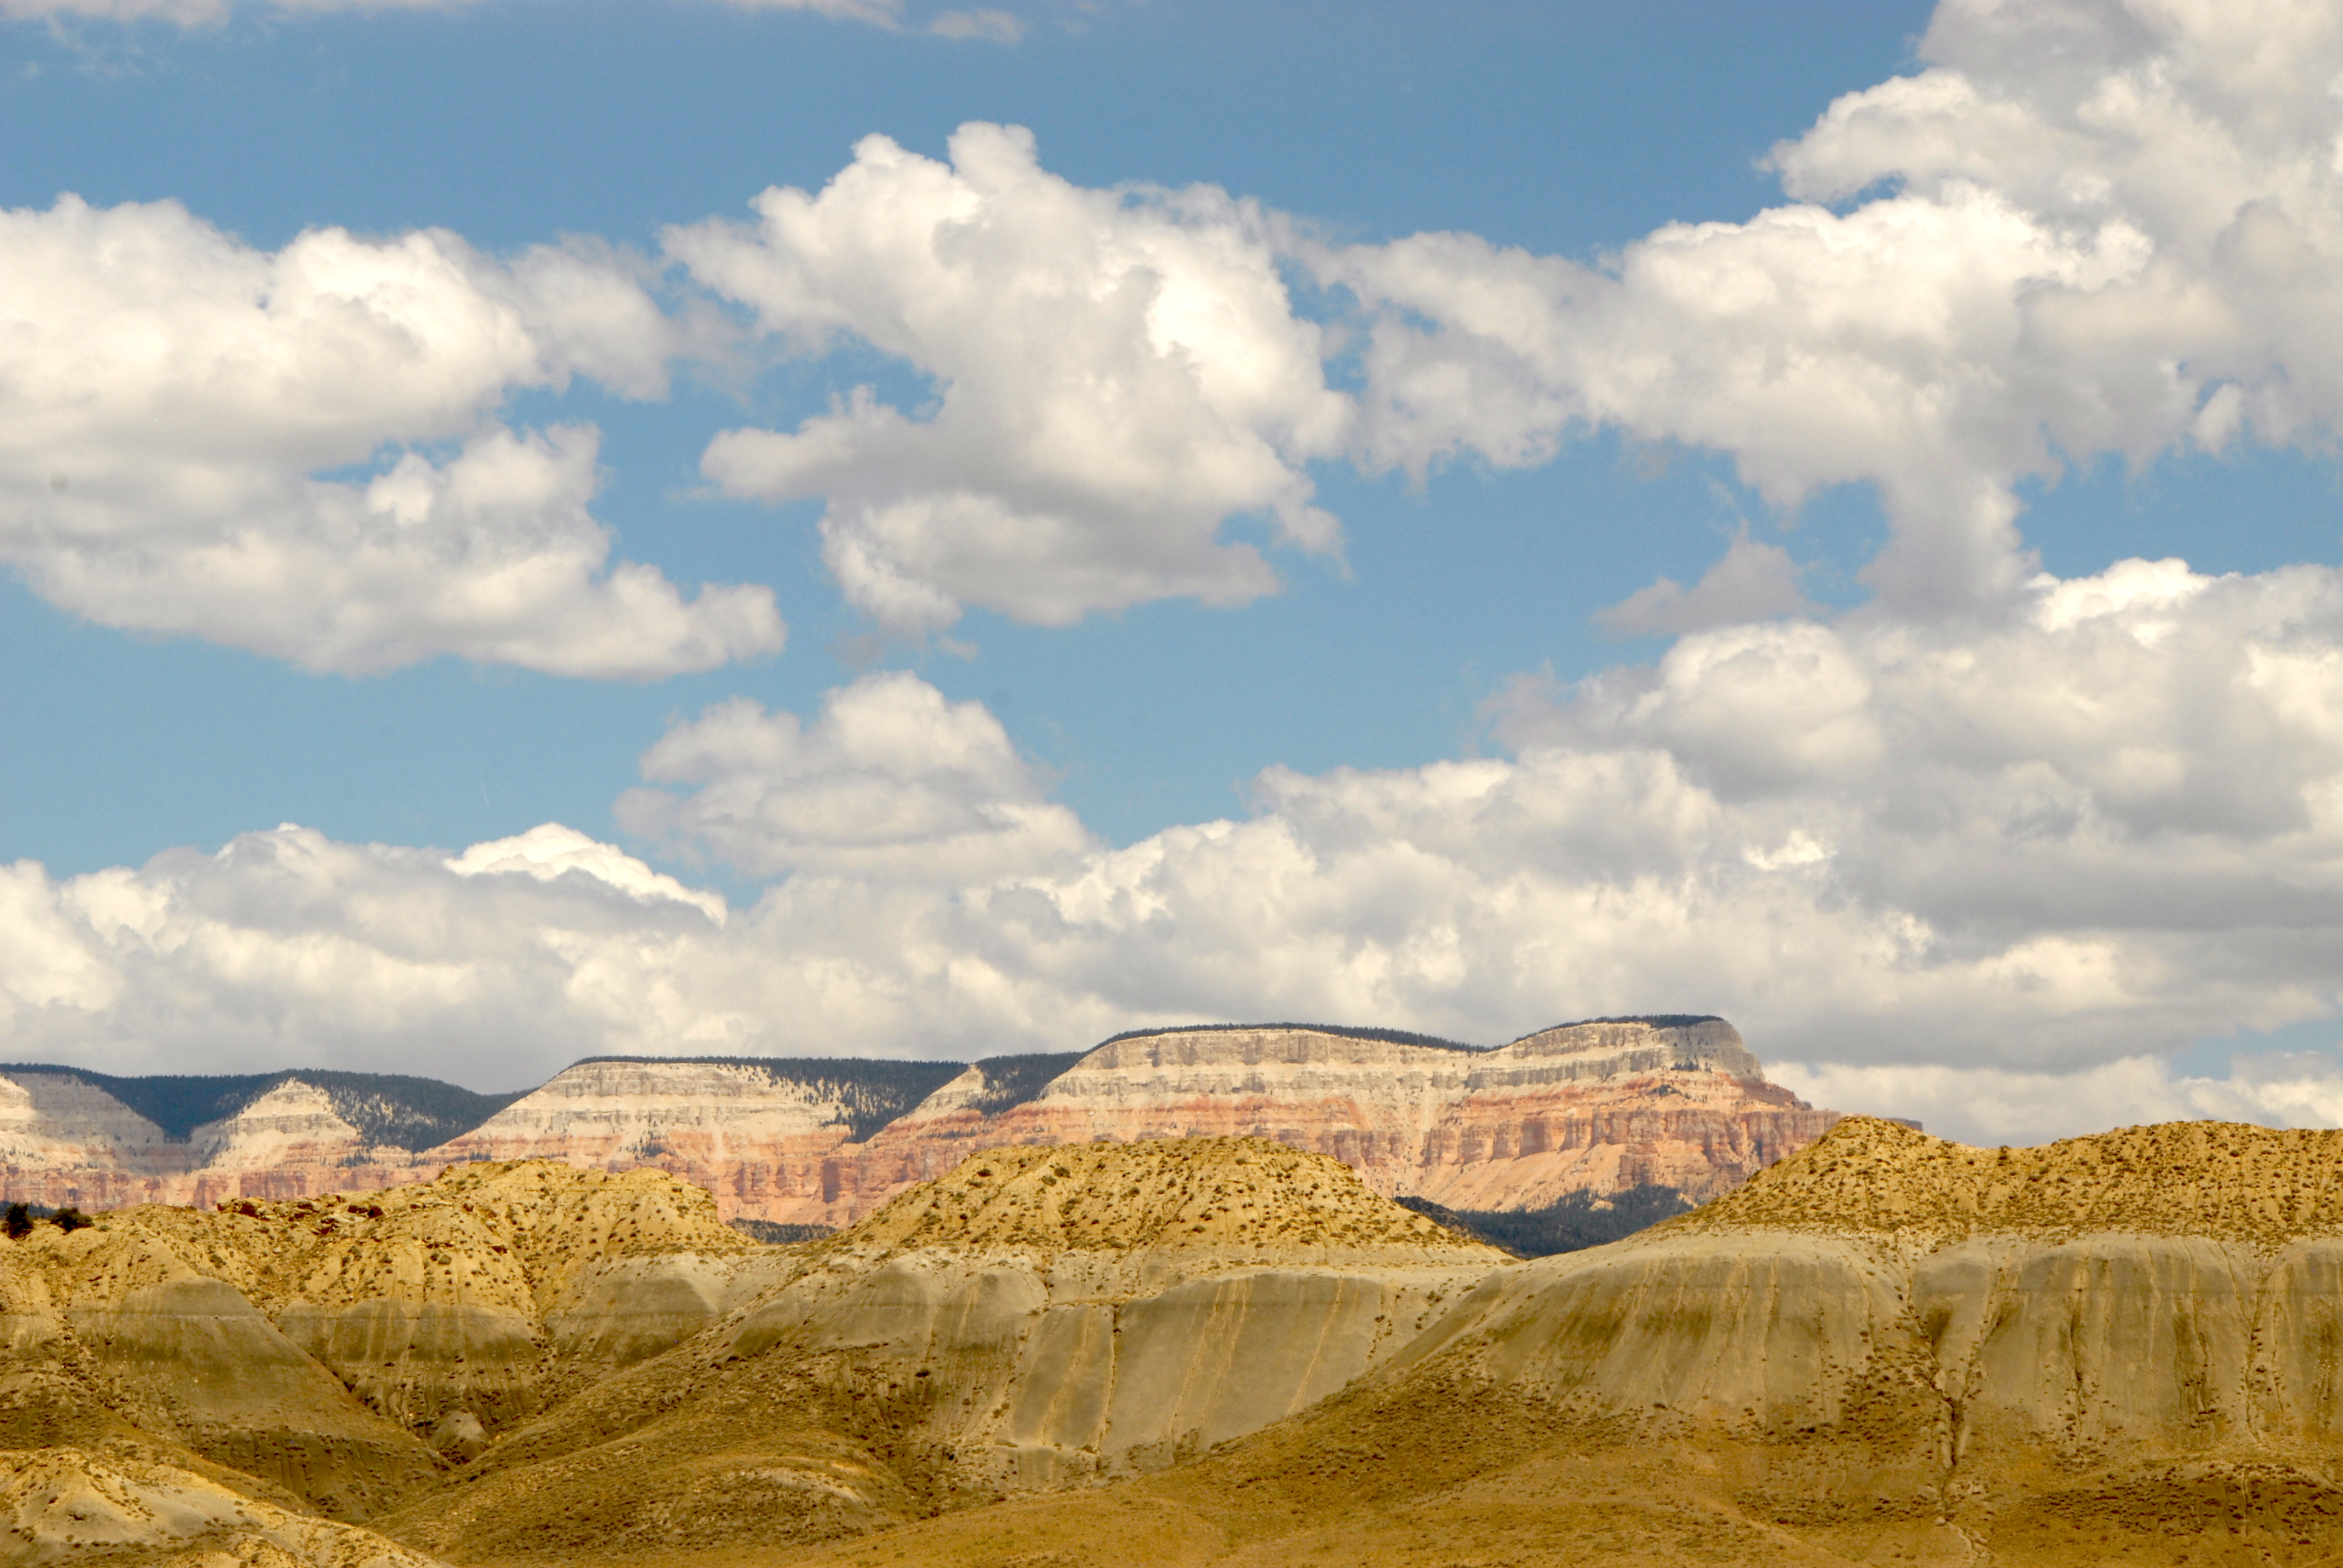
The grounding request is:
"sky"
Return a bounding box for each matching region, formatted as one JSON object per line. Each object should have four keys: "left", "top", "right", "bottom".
{"left": 10, "top": 0, "right": 2343, "bottom": 1145}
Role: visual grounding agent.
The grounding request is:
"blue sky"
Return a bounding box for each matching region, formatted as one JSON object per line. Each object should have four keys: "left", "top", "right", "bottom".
{"left": 10, "top": 0, "right": 2343, "bottom": 1144}
{"left": 2, "top": 0, "right": 1941, "bottom": 870}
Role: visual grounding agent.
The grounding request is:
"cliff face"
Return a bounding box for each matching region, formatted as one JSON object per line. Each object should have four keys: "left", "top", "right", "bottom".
{"left": 0, "top": 1018, "right": 1838, "bottom": 1226}
{"left": 791, "top": 1017, "right": 1831, "bottom": 1226}
{"left": 0, "top": 1067, "right": 528, "bottom": 1212}
{"left": 0, "top": 1071, "right": 192, "bottom": 1209}
{"left": 428, "top": 1059, "right": 863, "bottom": 1200}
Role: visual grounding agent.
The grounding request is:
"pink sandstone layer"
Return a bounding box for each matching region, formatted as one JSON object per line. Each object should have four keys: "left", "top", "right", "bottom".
{"left": 0, "top": 1018, "right": 1843, "bottom": 1224}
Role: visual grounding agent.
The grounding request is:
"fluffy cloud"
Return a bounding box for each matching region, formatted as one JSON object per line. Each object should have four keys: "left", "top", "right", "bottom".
{"left": 670, "top": 123, "right": 1351, "bottom": 635}
{"left": 30, "top": 1, "right": 2343, "bottom": 655}
{"left": 21, "top": 570, "right": 2343, "bottom": 1145}
{"left": 615, "top": 670, "right": 1093, "bottom": 880}
{"left": 1598, "top": 533, "right": 1812, "bottom": 637}
{"left": 1313, "top": 0, "right": 2343, "bottom": 613}
{"left": 1769, "top": 1048, "right": 2343, "bottom": 1149}
{"left": 0, "top": 196, "right": 783, "bottom": 676}
{"left": 1485, "top": 552, "right": 2343, "bottom": 1083}
{"left": 447, "top": 822, "right": 729, "bottom": 923}
{"left": 0, "top": 823, "right": 732, "bottom": 1083}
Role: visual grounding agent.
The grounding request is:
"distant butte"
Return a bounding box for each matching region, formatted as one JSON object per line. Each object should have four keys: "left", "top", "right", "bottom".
{"left": 0, "top": 1015, "right": 1847, "bottom": 1230}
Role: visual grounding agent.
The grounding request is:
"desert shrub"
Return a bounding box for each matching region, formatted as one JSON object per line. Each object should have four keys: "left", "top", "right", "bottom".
{"left": 2, "top": 1203, "right": 29, "bottom": 1240}
{"left": 729, "top": 1217, "right": 836, "bottom": 1245}
{"left": 50, "top": 1206, "right": 92, "bottom": 1233}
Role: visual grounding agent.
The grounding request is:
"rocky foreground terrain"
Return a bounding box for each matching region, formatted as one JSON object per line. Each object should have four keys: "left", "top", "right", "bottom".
{"left": 0, "top": 1015, "right": 1838, "bottom": 1224}
{"left": 10, "top": 1117, "right": 2343, "bottom": 1565}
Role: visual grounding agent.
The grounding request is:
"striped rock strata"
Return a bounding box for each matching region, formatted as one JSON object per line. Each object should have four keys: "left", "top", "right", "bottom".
{"left": 783, "top": 1017, "right": 1834, "bottom": 1226}
{"left": 0, "top": 1018, "right": 1840, "bottom": 1227}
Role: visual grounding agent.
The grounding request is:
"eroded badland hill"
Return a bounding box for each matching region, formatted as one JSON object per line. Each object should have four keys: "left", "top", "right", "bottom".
{"left": 15, "top": 1119, "right": 2343, "bottom": 1566}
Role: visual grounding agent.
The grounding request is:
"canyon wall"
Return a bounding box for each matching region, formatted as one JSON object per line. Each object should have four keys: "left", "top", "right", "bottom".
{"left": 0, "top": 1016, "right": 1844, "bottom": 1223}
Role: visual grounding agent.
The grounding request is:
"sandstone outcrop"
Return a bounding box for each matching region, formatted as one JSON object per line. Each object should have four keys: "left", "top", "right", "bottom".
{"left": 0, "top": 1068, "right": 521, "bottom": 1212}
{"left": 421, "top": 1056, "right": 962, "bottom": 1223}
{"left": 537, "top": 1016, "right": 1835, "bottom": 1227}
{"left": 0, "top": 1018, "right": 1839, "bottom": 1236}
{"left": 970, "top": 1017, "right": 1823, "bottom": 1210}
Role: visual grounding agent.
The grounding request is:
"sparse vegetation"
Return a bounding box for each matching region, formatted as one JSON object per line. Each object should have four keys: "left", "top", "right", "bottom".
{"left": 1095, "top": 1022, "right": 1486, "bottom": 1053}
{"left": 728, "top": 1217, "right": 836, "bottom": 1245}
{"left": 571, "top": 1056, "right": 967, "bottom": 1140}
{"left": 1395, "top": 1186, "right": 1693, "bottom": 1256}
{"left": 963, "top": 1053, "right": 1085, "bottom": 1114}
{"left": 1492, "top": 1014, "right": 1725, "bottom": 1048}
{"left": 0, "top": 1063, "right": 525, "bottom": 1147}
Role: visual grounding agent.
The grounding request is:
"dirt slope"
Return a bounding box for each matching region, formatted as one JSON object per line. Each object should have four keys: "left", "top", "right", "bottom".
{"left": 375, "top": 1138, "right": 1506, "bottom": 1566}
{"left": 31, "top": 1119, "right": 2343, "bottom": 1568}
{"left": 0, "top": 1447, "right": 448, "bottom": 1567}
{"left": 683, "top": 1117, "right": 2343, "bottom": 1568}
{"left": 0, "top": 1160, "right": 784, "bottom": 1564}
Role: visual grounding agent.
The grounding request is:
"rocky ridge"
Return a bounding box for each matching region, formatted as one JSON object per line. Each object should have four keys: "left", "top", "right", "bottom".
{"left": 1683, "top": 1113, "right": 2343, "bottom": 1243}
{"left": 0, "top": 1016, "right": 1841, "bottom": 1229}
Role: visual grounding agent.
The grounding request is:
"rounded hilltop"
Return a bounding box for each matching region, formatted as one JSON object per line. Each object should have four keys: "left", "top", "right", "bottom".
{"left": 830, "top": 1135, "right": 1501, "bottom": 1261}
{"left": 1685, "top": 1114, "right": 2343, "bottom": 1245}
{"left": 13, "top": 1157, "right": 751, "bottom": 1316}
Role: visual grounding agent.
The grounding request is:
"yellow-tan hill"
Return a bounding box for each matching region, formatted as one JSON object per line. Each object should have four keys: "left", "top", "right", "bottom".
{"left": 821, "top": 1136, "right": 1490, "bottom": 1261}
{"left": 744, "top": 1116, "right": 2343, "bottom": 1568}
{"left": 1, "top": 1160, "right": 789, "bottom": 1534}
{"left": 375, "top": 1137, "right": 1509, "bottom": 1567}
{"left": 0, "top": 1446, "right": 452, "bottom": 1567}
{"left": 1680, "top": 1112, "right": 2343, "bottom": 1243}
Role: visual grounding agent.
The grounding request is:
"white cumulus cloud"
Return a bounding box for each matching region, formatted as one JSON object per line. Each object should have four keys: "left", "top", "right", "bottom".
{"left": 1777, "top": 1048, "right": 2343, "bottom": 1149}
{"left": 670, "top": 123, "right": 1352, "bottom": 636}
{"left": 1312, "top": 0, "right": 2343, "bottom": 615}
{"left": 0, "top": 195, "right": 783, "bottom": 677}
{"left": 447, "top": 822, "right": 729, "bottom": 923}
{"left": 21, "top": 555, "right": 2343, "bottom": 1147}
{"left": 1598, "top": 532, "right": 1812, "bottom": 637}
{"left": 615, "top": 671, "right": 1094, "bottom": 881}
